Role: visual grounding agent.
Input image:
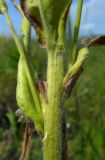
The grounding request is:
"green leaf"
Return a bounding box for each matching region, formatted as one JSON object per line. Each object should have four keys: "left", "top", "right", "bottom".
{"left": 68, "top": 47, "right": 89, "bottom": 77}
{"left": 63, "top": 47, "right": 89, "bottom": 85}
{"left": 20, "top": 0, "right": 72, "bottom": 48}
{"left": 16, "top": 57, "right": 44, "bottom": 133}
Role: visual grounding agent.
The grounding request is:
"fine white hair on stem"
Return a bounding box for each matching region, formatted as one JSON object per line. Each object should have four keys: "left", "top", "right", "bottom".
{"left": 43, "top": 132, "right": 48, "bottom": 142}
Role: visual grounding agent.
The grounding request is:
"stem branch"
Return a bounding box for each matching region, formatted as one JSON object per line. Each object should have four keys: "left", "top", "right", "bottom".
{"left": 71, "top": 0, "right": 83, "bottom": 64}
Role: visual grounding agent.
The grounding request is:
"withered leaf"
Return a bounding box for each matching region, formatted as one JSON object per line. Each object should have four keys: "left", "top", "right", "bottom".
{"left": 64, "top": 68, "right": 83, "bottom": 99}
{"left": 81, "top": 35, "right": 105, "bottom": 47}
{"left": 20, "top": 0, "right": 46, "bottom": 48}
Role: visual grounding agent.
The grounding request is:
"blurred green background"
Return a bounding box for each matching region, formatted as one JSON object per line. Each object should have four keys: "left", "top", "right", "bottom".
{"left": 0, "top": 33, "right": 105, "bottom": 160}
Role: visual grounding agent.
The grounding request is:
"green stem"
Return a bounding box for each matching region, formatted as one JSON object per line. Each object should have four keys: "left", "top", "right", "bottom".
{"left": 11, "top": 0, "right": 24, "bottom": 17}
{"left": 21, "top": 17, "right": 31, "bottom": 53}
{"left": 19, "top": 17, "right": 31, "bottom": 160}
{"left": 3, "top": 10, "right": 43, "bottom": 121}
{"left": 43, "top": 49, "right": 64, "bottom": 160}
{"left": 71, "top": 0, "right": 83, "bottom": 64}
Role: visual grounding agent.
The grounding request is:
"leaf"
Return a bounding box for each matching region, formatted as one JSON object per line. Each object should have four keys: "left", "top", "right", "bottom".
{"left": 81, "top": 35, "right": 105, "bottom": 47}
{"left": 63, "top": 48, "right": 88, "bottom": 98}
{"left": 16, "top": 57, "right": 44, "bottom": 133}
{"left": 65, "top": 47, "right": 89, "bottom": 80}
{"left": 20, "top": 0, "right": 72, "bottom": 48}
{"left": 20, "top": 0, "right": 45, "bottom": 47}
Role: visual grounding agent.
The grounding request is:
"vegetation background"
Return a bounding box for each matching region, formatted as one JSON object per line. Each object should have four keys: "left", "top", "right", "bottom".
{"left": 0, "top": 6, "right": 105, "bottom": 160}
{"left": 0, "top": 35, "right": 105, "bottom": 160}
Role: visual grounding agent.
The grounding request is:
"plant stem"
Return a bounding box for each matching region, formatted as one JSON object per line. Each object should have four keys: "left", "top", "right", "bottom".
{"left": 3, "top": 10, "right": 43, "bottom": 122}
{"left": 21, "top": 17, "right": 31, "bottom": 53}
{"left": 11, "top": 0, "right": 24, "bottom": 17}
{"left": 19, "top": 17, "right": 31, "bottom": 160}
{"left": 71, "top": 0, "right": 83, "bottom": 64}
{"left": 43, "top": 48, "right": 64, "bottom": 160}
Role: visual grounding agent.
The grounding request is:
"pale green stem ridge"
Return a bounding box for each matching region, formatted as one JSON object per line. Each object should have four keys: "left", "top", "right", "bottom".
{"left": 3, "top": 10, "right": 43, "bottom": 124}
{"left": 71, "top": 0, "right": 83, "bottom": 64}
{"left": 43, "top": 49, "right": 64, "bottom": 160}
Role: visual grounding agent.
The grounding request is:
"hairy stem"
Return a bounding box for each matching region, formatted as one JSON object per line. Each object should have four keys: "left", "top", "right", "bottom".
{"left": 43, "top": 49, "right": 64, "bottom": 160}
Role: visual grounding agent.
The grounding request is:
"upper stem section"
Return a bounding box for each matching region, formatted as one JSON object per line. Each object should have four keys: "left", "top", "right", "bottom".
{"left": 20, "top": 0, "right": 72, "bottom": 49}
